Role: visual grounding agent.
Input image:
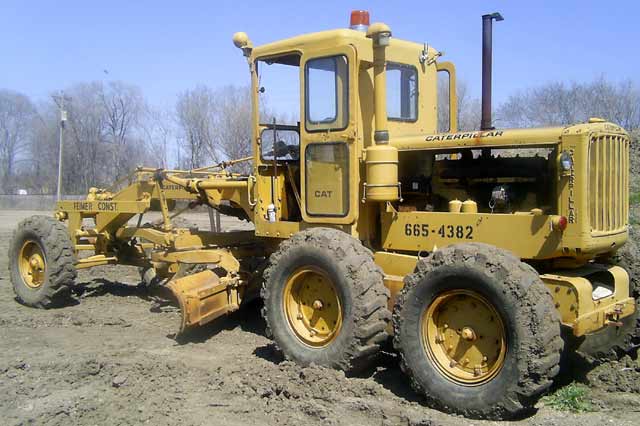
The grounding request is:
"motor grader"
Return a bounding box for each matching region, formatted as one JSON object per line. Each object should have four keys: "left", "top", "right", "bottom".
{"left": 8, "top": 11, "right": 636, "bottom": 419}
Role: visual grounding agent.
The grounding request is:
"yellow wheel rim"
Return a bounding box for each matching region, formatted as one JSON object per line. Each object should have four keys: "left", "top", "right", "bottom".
{"left": 283, "top": 266, "right": 342, "bottom": 347}
{"left": 18, "top": 240, "right": 47, "bottom": 289}
{"left": 422, "top": 289, "right": 507, "bottom": 385}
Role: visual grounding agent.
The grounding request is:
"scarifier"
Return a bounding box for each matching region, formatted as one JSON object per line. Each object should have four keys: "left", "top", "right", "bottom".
{"left": 8, "top": 11, "right": 636, "bottom": 419}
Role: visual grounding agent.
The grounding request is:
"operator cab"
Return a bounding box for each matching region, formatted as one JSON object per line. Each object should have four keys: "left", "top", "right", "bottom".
{"left": 237, "top": 13, "right": 449, "bottom": 229}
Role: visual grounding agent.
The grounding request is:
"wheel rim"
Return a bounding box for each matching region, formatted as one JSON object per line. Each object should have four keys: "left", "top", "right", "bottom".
{"left": 18, "top": 240, "right": 47, "bottom": 289}
{"left": 422, "top": 289, "right": 507, "bottom": 385}
{"left": 283, "top": 266, "right": 343, "bottom": 347}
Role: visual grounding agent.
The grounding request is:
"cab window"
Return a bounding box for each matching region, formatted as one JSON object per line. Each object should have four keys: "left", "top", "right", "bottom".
{"left": 260, "top": 126, "right": 300, "bottom": 161}
{"left": 256, "top": 54, "right": 301, "bottom": 160}
{"left": 387, "top": 62, "right": 417, "bottom": 121}
{"left": 305, "top": 55, "right": 349, "bottom": 131}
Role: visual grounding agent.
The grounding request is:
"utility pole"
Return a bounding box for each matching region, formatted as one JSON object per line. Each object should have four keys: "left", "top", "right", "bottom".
{"left": 52, "top": 91, "right": 71, "bottom": 200}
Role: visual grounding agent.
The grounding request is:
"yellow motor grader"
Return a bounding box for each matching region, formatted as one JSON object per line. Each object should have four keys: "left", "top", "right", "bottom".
{"left": 9, "top": 11, "right": 636, "bottom": 419}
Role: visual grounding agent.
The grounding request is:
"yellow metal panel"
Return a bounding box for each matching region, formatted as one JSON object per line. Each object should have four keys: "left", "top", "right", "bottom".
{"left": 391, "top": 127, "right": 563, "bottom": 151}
{"left": 374, "top": 251, "right": 418, "bottom": 312}
{"left": 541, "top": 265, "right": 635, "bottom": 336}
{"left": 57, "top": 200, "right": 150, "bottom": 214}
{"left": 152, "top": 183, "right": 197, "bottom": 200}
{"left": 381, "top": 211, "right": 562, "bottom": 260}
{"left": 305, "top": 144, "right": 349, "bottom": 216}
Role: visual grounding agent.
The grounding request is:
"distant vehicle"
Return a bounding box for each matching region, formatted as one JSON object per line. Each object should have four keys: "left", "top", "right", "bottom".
{"left": 16, "top": 189, "right": 28, "bottom": 195}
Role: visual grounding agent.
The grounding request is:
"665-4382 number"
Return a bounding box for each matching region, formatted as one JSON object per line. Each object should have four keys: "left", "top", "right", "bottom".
{"left": 404, "top": 223, "right": 474, "bottom": 240}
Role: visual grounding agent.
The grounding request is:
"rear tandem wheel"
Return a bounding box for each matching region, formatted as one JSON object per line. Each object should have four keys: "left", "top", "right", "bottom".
{"left": 393, "top": 243, "right": 563, "bottom": 419}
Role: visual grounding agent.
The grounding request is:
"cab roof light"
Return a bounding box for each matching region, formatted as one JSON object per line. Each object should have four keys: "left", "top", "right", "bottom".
{"left": 350, "top": 10, "right": 370, "bottom": 31}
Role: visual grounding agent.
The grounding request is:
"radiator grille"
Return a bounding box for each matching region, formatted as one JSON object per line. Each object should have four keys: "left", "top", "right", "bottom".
{"left": 588, "top": 134, "right": 629, "bottom": 234}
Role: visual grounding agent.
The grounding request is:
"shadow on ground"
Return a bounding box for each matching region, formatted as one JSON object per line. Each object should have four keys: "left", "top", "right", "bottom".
{"left": 174, "top": 299, "right": 267, "bottom": 344}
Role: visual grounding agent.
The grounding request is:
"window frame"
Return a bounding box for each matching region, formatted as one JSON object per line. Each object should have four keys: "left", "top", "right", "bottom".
{"left": 304, "top": 141, "right": 350, "bottom": 218}
{"left": 387, "top": 61, "right": 419, "bottom": 123}
{"left": 304, "top": 55, "right": 350, "bottom": 133}
{"left": 259, "top": 124, "right": 300, "bottom": 162}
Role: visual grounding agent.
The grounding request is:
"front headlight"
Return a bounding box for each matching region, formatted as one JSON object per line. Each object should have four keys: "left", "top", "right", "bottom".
{"left": 560, "top": 150, "right": 573, "bottom": 171}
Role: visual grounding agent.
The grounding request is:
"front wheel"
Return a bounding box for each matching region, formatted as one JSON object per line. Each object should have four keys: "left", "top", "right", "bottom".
{"left": 8, "top": 215, "right": 77, "bottom": 308}
{"left": 393, "top": 243, "right": 563, "bottom": 419}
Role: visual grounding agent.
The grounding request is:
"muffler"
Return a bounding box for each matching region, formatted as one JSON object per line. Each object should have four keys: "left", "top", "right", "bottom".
{"left": 480, "top": 12, "right": 504, "bottom": 131}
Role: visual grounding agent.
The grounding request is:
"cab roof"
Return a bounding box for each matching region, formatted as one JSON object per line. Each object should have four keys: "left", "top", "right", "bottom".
{"left": 251, "top": 28, "right": 439, "bottom": 62}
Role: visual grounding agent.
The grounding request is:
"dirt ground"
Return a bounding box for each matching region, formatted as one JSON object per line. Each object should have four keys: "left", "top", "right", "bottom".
{"left": 1, "top": 210, "right": 640, "bottom": 426}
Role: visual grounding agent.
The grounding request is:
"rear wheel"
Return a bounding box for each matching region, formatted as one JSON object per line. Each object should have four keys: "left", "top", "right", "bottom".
{"left": 9, "top": 215, "right": 77, "bottom": 308}
{"left": 422, "top": 289, "right": 507, "bottom": 386}
{"left": 393, "top": 243, "right": 563, "bottom": 419}
{"left": 262, "top": 228, "right": 390, "bottom": 374}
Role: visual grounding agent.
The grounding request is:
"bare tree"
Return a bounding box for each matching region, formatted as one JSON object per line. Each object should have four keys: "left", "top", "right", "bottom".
{"left": 141, "top": 105, "right": 174, "bottom": 168}
{"left": 0, "top": 90, "right": 36, "bottom": 193}
{"left": 176, "top": 86, "right": 217, "bottom": 169}
{"left": 26, "top": 101, "right": 60, "bottom": 193}
{"left": 175, "top": 85, "right": 253, "bottom": 171}
{"left": 41, "top": 81, "right": 149, "bottom": 194}
{"left": 100, "top": 81, "right": 145, "bottom": 180}
{"left": 438, "top": 78, "right": 481, "bottom": 132}
{"left": 64, "top": 82, "right": 108, "bottom": 192}
{"left": 211, "top": 86, "right": 252, "bottom": 173}
{"left": 588, "top": 78, "right": 640, "bottom": 130}
{"left": 496, "top": 78, "right": 640, "bottom": 130}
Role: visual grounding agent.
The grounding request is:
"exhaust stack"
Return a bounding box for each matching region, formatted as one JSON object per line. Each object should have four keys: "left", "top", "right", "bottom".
{"left": 481, "top": 12, "right": 503, "bottom": 131}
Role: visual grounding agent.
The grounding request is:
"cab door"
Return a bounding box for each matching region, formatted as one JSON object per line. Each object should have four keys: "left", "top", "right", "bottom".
{"left": 300, "top": 45, "right": 359, "bottom": 225}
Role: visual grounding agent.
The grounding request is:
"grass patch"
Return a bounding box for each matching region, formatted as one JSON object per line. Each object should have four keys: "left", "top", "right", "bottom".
{"left": 631, "top": 192, "right": 640, "bottom": 205}
{"left": 542, "top": 383, "right": 594, "bottom": 412}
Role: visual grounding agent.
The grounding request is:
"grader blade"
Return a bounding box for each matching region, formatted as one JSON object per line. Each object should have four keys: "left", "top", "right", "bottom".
{"left": 167, "top": 269, "right": 240, "bottom": 335}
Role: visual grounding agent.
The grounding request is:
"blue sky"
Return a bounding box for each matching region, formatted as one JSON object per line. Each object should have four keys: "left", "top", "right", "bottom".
{"left": 2, "top": 0, "right": 639, "bottom": 108}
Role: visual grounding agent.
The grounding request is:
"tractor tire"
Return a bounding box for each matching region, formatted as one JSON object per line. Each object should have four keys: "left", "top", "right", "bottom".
{"left": 8, "top": 215, "right": 77, "bottom": 308}
{"left": 393, "top": 243, "right": 563, "bottom": 419}
{"left": 261, "top": 227, "right": 390, "bottom": 374}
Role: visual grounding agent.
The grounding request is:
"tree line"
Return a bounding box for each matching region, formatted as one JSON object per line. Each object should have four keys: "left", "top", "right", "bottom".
{"left": 437, "top": 76, "right": 640, "bottom": 132}
{"left": 1, "top": 76, "right": 639, "bottom": 195}
{"left": 0, "top": 82, "right": 252, "bottom": 195}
